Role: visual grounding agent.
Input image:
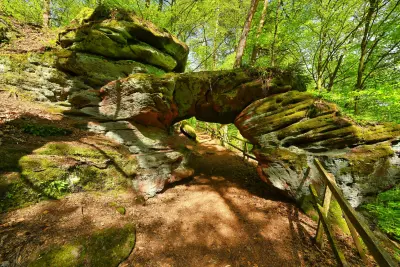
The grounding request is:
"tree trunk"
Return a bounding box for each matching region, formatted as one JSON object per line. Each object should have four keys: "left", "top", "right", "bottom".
{"left": 158, "top": 0, "right": 163, "bottom": 11}
{"left": 234, "top": 0, "right": 260, "bottom": 68}
{"left": 213, "top": 8, "right": 220, "bottom": 70}
{"left": 250, "top": 0, "right": 269, "bottom": 64}
{"left": 43, "top": 0, "right": 50, "bottom": 28}
{"left": 327, "top": 54, "right": 344, "bottom": 92}
{"left": 354, "top": 0, "right": 377, "bottom": 114}
{"left": 270, "top": 0, "right": 281, "bottom": 67}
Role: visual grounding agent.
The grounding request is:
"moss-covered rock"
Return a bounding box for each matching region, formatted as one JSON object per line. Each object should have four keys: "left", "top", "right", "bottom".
{"left": 0, "top": 52, "right": 89, "bottom": 102}
{"left": 235, "top": 91, "right": 400, "bottom": 205}
{"left": 58, "top": 6, "right": 188, "bottom": 72}
{"left": 28, "top": 223, "right": 135, "bottom": 267}
{"left": 0, "top": 141, "right": 137, "bottom": 212}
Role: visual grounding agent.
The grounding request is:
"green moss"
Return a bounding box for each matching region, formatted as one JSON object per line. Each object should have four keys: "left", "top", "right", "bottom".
{"left": 180, "top": 121, "right": 198, "bottom": 142}
{"left": 301, "top": 194, "right": 350, "bottom": 235}
{"left": 0, "top": 172, "right": 42, "bottom": 213}
{"left": 29, "top": 223, "right": 135, "bottom": 267}
{"left": 300, "top": 194, "right": 319, "bottom": 221}
{"left": 328, "top": 199, "right": 351, "bottom": 235}
{"left": 19, "top": 155, "right": 70, "bottom": 198}
{"left": 338, "top": 142, "right": 394, "bottom": 176}
{"left": 71, "top": 7, "right": 95, "bottom": 25}
{"left": 68, "top": 27, "right": 177, "bottom": 71}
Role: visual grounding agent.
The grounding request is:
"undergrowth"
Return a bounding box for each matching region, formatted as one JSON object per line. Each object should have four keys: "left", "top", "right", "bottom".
{"left": 364, "top": 186, "right": 400, "bottom": 242}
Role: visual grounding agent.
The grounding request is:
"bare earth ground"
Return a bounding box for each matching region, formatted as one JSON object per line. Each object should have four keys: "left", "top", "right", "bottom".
{"left": 0, "top": 94, "right": 370, "bottom": 266}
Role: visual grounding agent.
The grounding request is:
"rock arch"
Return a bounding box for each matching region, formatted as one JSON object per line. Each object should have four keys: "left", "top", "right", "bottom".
{"left": 1, "top": 6, "right": 399, "bottom": 206}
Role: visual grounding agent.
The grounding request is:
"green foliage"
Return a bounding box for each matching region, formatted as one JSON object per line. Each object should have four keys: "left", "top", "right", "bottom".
{"left": 364, "top": 186, "right": 400, "bottom": 241}
{"left": 43, "top": 180, "right": 69, "bottom": 198}
{"left": 22, "top": 123, "right": 72, "bottom": 137}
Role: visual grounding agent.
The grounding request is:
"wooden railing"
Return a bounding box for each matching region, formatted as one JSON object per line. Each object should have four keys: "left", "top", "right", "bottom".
{"left": 310, "top": 158, "right": 398, "bottom": 267}
{"left": 197, "top": 125, "right": 257, "bottom": 161}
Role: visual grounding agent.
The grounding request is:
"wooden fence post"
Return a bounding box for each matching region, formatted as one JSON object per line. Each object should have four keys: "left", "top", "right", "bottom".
{"left": 315, "top": 177, "right": 333, "bottom": 249}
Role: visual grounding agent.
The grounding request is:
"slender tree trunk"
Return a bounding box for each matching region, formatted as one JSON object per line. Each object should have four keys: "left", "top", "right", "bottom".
{"left": 43, "top": 0, "right": 50, "bottom": 28}
{"left": 158, "top": 0, "right": 163, "bottom": 11}
{"left": 250, "top": 0, "right": 269, "bottom": 64}
{"left": 213, "top": 8, "right": 220, "bottom": 70}
{"left": 354, "top": 0, "right": 377, "bottom": 114}
{"left": 316, "top": 34, "right": 326, "bottom": 92}
{"left": 234, "top": 0, "right": 260, "bottom": 68}
{"left": 270, "top": 0, "right": 281, "bottom": 67}
{"left": 327, "top": 54, "right": 344, "bottom": 92}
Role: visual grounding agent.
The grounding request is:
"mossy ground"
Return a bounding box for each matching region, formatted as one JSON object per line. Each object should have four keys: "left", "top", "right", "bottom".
{"left": 29, "top": 223, "right": 135, "bottom": 267}
{"left": 0, "top": 141, "right": 137, "bottom": 213}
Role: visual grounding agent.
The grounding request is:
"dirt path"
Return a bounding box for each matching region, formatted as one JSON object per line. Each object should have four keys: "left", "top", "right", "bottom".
{"left": 120, "top": 134, "right": 331, "bottom": 267}
{"left": 0, "top": 128, "right": 366, "bottom": 266}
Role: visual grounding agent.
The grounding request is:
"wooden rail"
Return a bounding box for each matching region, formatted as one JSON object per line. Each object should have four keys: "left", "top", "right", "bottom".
{"left": 311, "top": 158, "right": 398, "bottom": 267}
{"left": 197, "top": 125, "right": 257, "bottom": 161}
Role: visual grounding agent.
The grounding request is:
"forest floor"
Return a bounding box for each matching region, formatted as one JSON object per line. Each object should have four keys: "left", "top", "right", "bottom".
{"left": 0, "top": 94, "right": 372, "bottom": 266}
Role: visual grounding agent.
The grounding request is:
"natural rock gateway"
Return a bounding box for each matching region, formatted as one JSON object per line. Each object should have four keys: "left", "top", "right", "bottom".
{"left": 1, "top": 6, "right": 399, "bottom": 207}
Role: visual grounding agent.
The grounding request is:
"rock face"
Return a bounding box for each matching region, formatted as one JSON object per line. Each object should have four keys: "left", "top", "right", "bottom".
{"left": 235, "top": 91, "right": 400, "bottom": 206}
{"left": 0, "top": 53, "right": 90, "bottom": 102}
{"left": 83, "top": 120, "right": 194, "bottom": 197}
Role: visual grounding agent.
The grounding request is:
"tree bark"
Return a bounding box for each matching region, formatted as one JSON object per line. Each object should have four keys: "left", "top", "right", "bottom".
{"left": 158, "top": 0, "right": 163, "bottom": 11}
{"left": 213, "top": 8, "right": 220, "bottom": 70}
{"left": 250, "top": 0, "right": 269, "bottom": 64}
{"left": 234, "top": 0, "right": 260, "bottom": 68}
{"left": 327, "top": 54, "right": 344, "bottom": 92}
{"left": 270, "top": 0, "right": 281, "bottom": 67}
{"left": 43, "top": 0, "right": 50, "bottom": 28}
{"left": 354, "top": 0, "right": 378, "bottom": 115}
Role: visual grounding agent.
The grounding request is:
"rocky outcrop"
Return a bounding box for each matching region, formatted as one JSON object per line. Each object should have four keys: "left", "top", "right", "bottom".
{"left": 235, "top": 91, "right": 400, "bottom": 206}
{"left": 77, "top": 68, "right": 305, "bottom": 128}
{"left": 0, "top": 52, "right": 90, "bottom": 102}
{"left": 1, "top": 7, "right": 399, "bottom": 205}
{"left": 82, "top": 120, "right": 194, "bottom": 196}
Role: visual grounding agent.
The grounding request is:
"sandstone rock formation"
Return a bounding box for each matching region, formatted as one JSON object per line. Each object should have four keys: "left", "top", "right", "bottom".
{"left": 83, "top": 68, "right": 305, "bottom": 128}
{"left": 235, "top": 91, "right": 400, "bottom": 206}
{"left": 1, "top": 6, "right": 399, "bottom": 205}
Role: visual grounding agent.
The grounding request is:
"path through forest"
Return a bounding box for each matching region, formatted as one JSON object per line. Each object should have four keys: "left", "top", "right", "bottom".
{"left": 120, "top": 133, "right": 341, "bottom": 267}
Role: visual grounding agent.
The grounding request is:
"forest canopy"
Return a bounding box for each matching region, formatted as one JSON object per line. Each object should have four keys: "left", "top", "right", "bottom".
{"left": 1, "top": 0, "right": 399, "bottom": 123}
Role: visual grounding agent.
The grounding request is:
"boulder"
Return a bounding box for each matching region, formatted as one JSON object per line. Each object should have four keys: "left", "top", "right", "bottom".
{"left": 58, "top": 6, "right": 189, "bottom": 72}
{"left": 235, "top": 91, "right": 400, "bottom": 206}
{"left": 84, "top": 120, "right": 194, "bottom": 197}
